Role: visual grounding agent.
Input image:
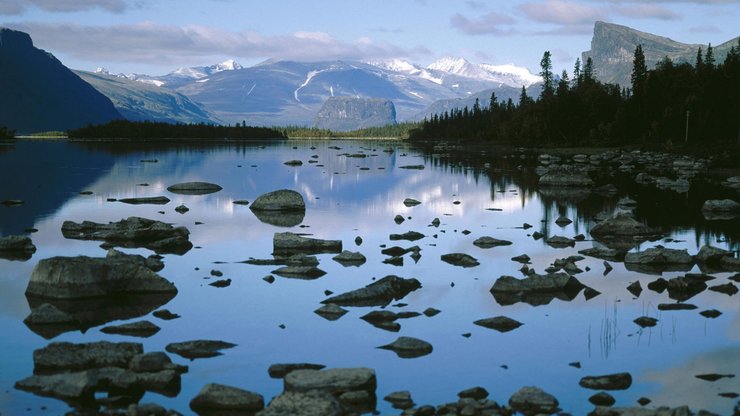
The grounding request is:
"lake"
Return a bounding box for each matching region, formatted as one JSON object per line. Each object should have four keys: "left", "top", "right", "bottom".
{"left": 0, "top": 139, "right": 738, "bottom": 415}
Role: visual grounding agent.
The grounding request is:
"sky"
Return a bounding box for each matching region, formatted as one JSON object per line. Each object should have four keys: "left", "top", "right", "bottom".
{"left": 1, "top": 0, "right": 738, "bottom": 76}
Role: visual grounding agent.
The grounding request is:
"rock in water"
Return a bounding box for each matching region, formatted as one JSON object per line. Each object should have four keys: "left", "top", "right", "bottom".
{"left": 166, "top": 340, "right": 236, "bottom": 360}
{"left": 0, "top": 235, "right": 36, "bottom": 261}
{"left": 166, "top": 182, "right": 222, "bottom": 195}
{"left": 118, "top": 196, "right": 170, "bottom": 205}
{"left": 332, "top": 251, "right": 367, "bottom": 267}
{"left": 313, "top": 97, "right": 397, "bottom": 131}
{"left": 269, "top": 363, "right": 326, "bottom": 379}
{"left": 441, "top": 253, "right": 479, "bottom": 267}
{"left": 474, "top": 316, "right": 523, "bottom": 332}
{"left": 490, "top": 273, "right": 586, "bottom": 306}
{"left": 250, "top": 189, "right": 306, "bottom": 212}
{"left": 473, "top": 236, "right": 512, "bottom": 248}
{"left": 590, "top": 213, "right": 655, "bottom": 238}
{"left": 26, "top": 252, "right": 177, "bottom": 299}
{"left": 321, "top": 275, "right": 421, "bottom": 307}
{"left": 189, "top": 383, "right": 264, "bottom": 414}
{"left": 100, "top": 320, "right": 161, "bottom": 337}
{"left": 508, "top": 386, "right": 559, "bottom": 415}
{"left": 61, "top": 216, "right": 192, "bottom": 254}
{"left": 579, "top": 372, "right": 632, "bottom": 390}
{"left": 378, "top": 337, "right": 433, "bottom": 358}
{"left": 273, "top": 232, "right": 342, "bottom": 255}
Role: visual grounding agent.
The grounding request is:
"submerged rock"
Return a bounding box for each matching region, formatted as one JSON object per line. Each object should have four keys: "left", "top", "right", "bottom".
{"left": 166, "top": 182, "right": 222, "bottom": 195}
{"left": 61, "top": 216, "right": 192, "bottom": 254}
{"left": 441, "top": 253, "right": 480, "bottom": 268}
{"left": 190, "top": 383, "right": 264, "bottom": 414}
{"left": 165, "top": 340, "right": 236, "bottom": 360}
{"left": 633, "top": 316, "right": 658, "bottom": 328}
{"left": 579, "top": 372, "right": 632, "bottom": 390}
{"left": 273, "top": 232, "right": 342, "bottom": 255}
{"left": 474, "top": 316, "right": 523, "bottom": 332}
{"left": 272, "top": 266, "right": 326, "bottom": 280}
{"left": 378, "top": 336, "right": 433, "bottom": 358}
{"left": 545, "top": 235, "right": 576, "bottom": 248}
{"left": 321, "top": 275, "right": 421, "bottom": 307}
{"left": 313, "top": 304, "right": 348, "bottom": 321}
{"left": 389, "top": 231, "right": 425, "bottom": 241}
{"left": 578, "top": 246, "right": 626, "bottom": 261}
{"left": 403, "top": 198, "right": 421, "bottom": 207}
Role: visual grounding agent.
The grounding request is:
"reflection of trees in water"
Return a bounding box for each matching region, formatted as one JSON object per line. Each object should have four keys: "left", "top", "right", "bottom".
{"left": 413, "top": 142, "right": 739, "bottom": 249}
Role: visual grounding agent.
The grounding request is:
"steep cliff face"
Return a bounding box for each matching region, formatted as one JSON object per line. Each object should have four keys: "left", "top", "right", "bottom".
{"left": 0, "top": 28, "right": 121, "bottom": 133}
{"left": 313, "top": 97, "right": 397, "bottom": 131}
{"left": 582, "top": 21, "right": 739, "bottom": 87}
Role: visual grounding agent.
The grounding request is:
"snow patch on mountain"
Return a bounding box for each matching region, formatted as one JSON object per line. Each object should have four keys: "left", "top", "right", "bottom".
{"left": 426, "top": 56, "right": 540, "bottom": 87}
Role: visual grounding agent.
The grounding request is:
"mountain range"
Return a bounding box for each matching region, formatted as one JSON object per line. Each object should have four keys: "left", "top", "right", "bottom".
{"left": 2, "top": 22, "right": 738, "bottom": 133}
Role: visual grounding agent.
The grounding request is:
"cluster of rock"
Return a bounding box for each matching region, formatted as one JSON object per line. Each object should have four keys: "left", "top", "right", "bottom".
{"left": 15, "top": 341, "right": 188, "bottom": 412}
{"left": 61, "top": 216, "right": 193, "bottom": 254}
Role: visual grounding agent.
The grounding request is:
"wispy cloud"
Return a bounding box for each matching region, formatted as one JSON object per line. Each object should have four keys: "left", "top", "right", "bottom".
{"left": 689, "top": 25, "right": 722, "bottom": 33}
{"left": 6, "top": 21, "right": 428, "bottom": 65}
{"left": 614, "top": 5, "right": 680, "bottom": 20}
{"left": 0, "top": 0, "right": 130, "bottom": 15}
{"left": 519, "top": 0, "right": 605, "bottom": 25}
{"left": 450, "top": 12, "right": 517, "bottom": 35}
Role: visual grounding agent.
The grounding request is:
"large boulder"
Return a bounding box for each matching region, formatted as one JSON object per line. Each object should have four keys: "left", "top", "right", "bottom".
{"left": 61, "top": 217, "right": 192, "bottom": 254}
{"left": 33, "top": 341, "right": 143, "bottom": 373}
{"left": 273, "top": 232, "right": 342, "bottom": 255}
{"left": 0, "top": 235, "right": 36, "bottom": 261}
{"left": 701, "top": 199, "right": 740, "bottom": 220}
{"left": 250, "top": 189, "right": 306, "bottom": 227}
{"left": 539, "top": 169, "right": 594, "bottom": 187}
{"left": 250, "top": 189, "right": 305, "bottom": 211}
{"left": 625, "top": 247, "right": 694, "bottom": 265}
{"left": 378, "top": 336, "right": 433, "bottom": 358}
{"left": 26, "top": 252, "right": 177, "bottom": 299}
{"left": 508, "top": 386, "right": 559, "bottom": 415}
{"left": 321, "top": 275, "right": 421, "bottom": 307}
{"left": 284, "top": 368, "right": 376, "bottom": 395}
{"left": 590, "top": 213, "right": 655, "bottom": 238}
{"left": 257, "top": 391, "right": 342, "bottom": 416}
{"left": 579, "top": 372, "right": 632, "bottom": 390}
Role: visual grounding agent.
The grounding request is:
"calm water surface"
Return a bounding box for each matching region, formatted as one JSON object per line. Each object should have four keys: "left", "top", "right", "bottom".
{"left": 0, "top": 139, "right": 738, "bottom": 415}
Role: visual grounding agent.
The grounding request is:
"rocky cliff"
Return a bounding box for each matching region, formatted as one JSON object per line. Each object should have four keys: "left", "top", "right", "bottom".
{"left": 582, "top": 21, "right": 739, "bottom": 87}
{"left": 0, "top": 28, "right": 121, "bottom": 133}
{"left": 313, "top": 97, "right": 396, "bottom": 131}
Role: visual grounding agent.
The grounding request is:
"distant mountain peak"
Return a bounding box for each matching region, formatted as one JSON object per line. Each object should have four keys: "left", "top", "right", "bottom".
{"left": 426, "top": 56, "right": 540, "bottom": 87}
{"left": 427, "top": 56, "right": 475, "bottom": 74}
{"left": 365, "top": 58, "right": 421, "bottom": 74}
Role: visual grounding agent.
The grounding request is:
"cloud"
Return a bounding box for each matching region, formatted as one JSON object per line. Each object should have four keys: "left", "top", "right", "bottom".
{"left": 519, "top": 0, "right": 605, "bottom": 25}
{"left": 6, "top": 21, "right": 427, "bottom": 65}
{"left": 0, "top": 0, "right": 130, "bottom": 15}
{"left": 614, "top": 4, "right": 680, "bottom": 20}
{"left": 450, "top": 12, "right": 517, "bottom": 35}
{"left": 689, "top": 25, "right": 722, "bottom": 33}
{"left": 465, "top": 1, "right": 486, "bottom": 10}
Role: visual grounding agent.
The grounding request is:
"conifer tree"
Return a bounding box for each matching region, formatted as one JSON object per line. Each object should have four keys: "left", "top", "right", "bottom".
{"left": 519, "top": 86, "right": 529, "bottom": 107}
{"left": 539, "top": 51, "right": 554, "bottom": 99}
{"left": 584, "top": 57, "right": 594, "bottom": 83}
{"left": 557, "top": 70, "right": 570, "bottom": 96}
{"left": 695, "top": 47, "right": 703, "bottom": 70}
{"left": 573, "top": 58, "right": 582, "bottom": 85}
{"left": 705, "top": 43, "right": 715, "bottom": 68}
{"left": 631, "top": 44, "right": 647, "bottom": 95}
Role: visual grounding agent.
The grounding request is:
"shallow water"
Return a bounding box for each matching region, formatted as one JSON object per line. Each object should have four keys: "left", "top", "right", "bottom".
{"left": 0, "top": 139, "right": 738, "bottom": 415}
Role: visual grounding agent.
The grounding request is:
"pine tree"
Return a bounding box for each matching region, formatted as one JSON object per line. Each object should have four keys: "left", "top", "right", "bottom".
{"left": 490, "top": 92, "right": 498, "bottom": 110}
{"left": 631, "top": 44, "right": 647, "bottom": 95}
{"left": 584, "top": 57, "right": 594, "bottom": 83}
{"left": 539, "top": 51, "right": 554, "bottom": 99}
{"left": 557, "top": 70, "right": 570, "bottom": 96}
{"left": 573, "top": 58, "right": 582, "bottom": 85}
{"left": 705, "top": 43, "right": 715, "bottom": 68}
{"left": 695, "top": 47, "right": 703, "bottom": 70}
{"left": 519, "top": 86, "right": 529, "bottom": 107}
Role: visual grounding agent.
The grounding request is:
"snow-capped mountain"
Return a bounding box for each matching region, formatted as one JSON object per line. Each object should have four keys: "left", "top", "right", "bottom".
{"left": 170, "top": 59, "right": 243, "bottom": 79}
{"left": 426, "top": 57, "right": 541, "bottom": 87}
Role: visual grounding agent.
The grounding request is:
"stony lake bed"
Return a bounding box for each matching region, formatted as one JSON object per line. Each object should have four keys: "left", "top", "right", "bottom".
{"left": 0, "top": 139, "right": 738, "bottom": 415}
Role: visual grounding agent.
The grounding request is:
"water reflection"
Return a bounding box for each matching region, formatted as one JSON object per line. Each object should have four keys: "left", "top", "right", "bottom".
{"left": 0, "top": 139, "right": 737, "bottom": 415}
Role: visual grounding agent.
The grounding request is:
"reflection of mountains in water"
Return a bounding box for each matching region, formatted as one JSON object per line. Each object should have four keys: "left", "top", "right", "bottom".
{"left": 0, "top": 141, "right": 115, "bottom": 235}
{"left": 412, "top": 142, "right": 740, "bottom": 249}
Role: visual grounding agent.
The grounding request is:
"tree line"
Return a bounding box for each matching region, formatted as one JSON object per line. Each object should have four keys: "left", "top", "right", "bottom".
{"left": 0, "top": 125, "right": 15, "bottom": 139}
{"left": 410, "top": 39, "right": 740, "bottom": 148}
{"left": 68, "top": 120, "right": 286, "bottom": 140}
{"left": 281, "top": 122, "right": 419, "bottom": 139}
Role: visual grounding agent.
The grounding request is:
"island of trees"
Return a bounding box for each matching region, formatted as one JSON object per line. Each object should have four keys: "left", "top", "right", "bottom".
{"left": 410, "top": 40, "right": 740, "bottom": 149}
{"left": 68, "top": 120, "right": 287, "bottom": 140}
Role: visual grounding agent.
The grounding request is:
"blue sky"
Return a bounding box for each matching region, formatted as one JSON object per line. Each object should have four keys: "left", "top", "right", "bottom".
{"left": 2, "top": 0, "right": 738, "bottom": 75}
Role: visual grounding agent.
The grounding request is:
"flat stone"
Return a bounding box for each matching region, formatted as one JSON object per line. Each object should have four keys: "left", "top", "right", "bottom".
{"left": 33, "top": 341, "right": 143, "bottom": 373}
{"left": 390, "top": 231, "right": 425, "bottom": 241}
{"left": 152, "top": 309, "right": 180, "bottom": 320}
{"left": 190, "top": 383, "right": 264, "bottom": 413}
{"left": 269, "top": 363, "right": 326, "bottom": 379}
{"left": 473, "top": 236, "right": 512, "bottom": 248}
{"left": 579, "top": 372, "right": 632, "bottom": 390}
{"left": 314, "top": 304, "right": 348, "bottom": 321}
{"left": 633, "top": 316, "right": 658, "bottom": 328}
{"left": 403, "top": 198, "right": 421, "bottom": 207}
{"left": 332, "top": 251, "right": 366, "bottom": 266}
{"left": 272, "top": 266, "right": 326, "bottom": 280}
{"left": 118, "top": 196, "right": 170, "bottom": 205}
{"left": 545, "top": 235, "right": 576, "bottom": 248}
{"left": 100, "top": 320, "right": 161, "bottom": 338}
{"left": 61, "top": 216, "right": 192, "bottom": 254}
{"left": 658, "top": 303, "right": 697, "bottom": 311}
{"left": 165, "top": 340, "right": 236, "bottom": 360}
{"left": 273, "top": 232, "right": 342, "bottom": 255}
{"left": 257, "top": 390, "right": 342, "bottom": 416}
{"left": 284, "top": 160, "right": 303, "bottom": 166}
{"left": 0, "top": 235, "right": 37, "bottom": 260}
{"left": 167, "top": 182, "right": 222, "bottom": 195}
{"left": 284, "top": 367, "right": 377, "bottom": 395}
{"left": 625, "top": 246, "right": 694, "bottom": 265}
{"left": 578, "top": 246, "right": 625, "bottom": 261}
